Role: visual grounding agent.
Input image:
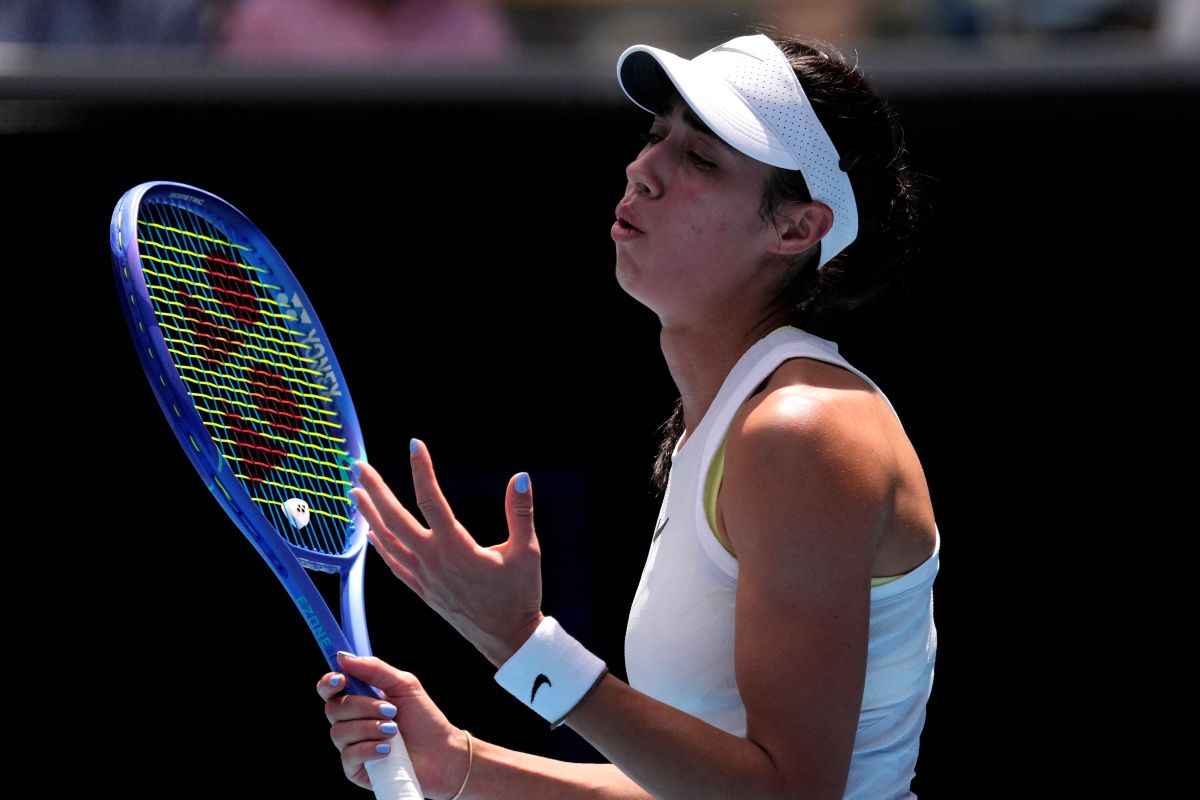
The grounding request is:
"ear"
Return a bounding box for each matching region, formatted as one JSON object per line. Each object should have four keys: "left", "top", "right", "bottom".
{"left": 765, "top": 201, "right": 835, "bottom": 257}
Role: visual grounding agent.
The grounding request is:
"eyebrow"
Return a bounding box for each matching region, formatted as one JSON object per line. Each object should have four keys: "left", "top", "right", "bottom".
{"left": 681, "top": 105, "right": 719, "bottom": 140}
{"left": 661, "top": 93, "right": 720, "bottom": 141}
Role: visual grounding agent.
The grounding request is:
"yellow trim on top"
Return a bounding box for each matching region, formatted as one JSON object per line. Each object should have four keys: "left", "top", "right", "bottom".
{"left": 702, "top": 325, "right": 904, "bottom": 585}
{"left": 704, "top": 435, "right": 733, "bottom": 555}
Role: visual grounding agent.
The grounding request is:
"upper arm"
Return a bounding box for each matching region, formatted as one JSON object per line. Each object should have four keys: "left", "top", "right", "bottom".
{"left": 720, "top": 385, "right": 892, "bottom": 799}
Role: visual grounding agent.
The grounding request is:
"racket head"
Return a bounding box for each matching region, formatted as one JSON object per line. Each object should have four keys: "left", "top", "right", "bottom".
{"left": 110, "top": 180, "right": 372, "bottom": 657}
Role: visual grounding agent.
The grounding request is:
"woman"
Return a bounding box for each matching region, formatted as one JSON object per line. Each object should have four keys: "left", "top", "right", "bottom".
{"left": 320, "top": 28, "right": 939, "bottom": 800}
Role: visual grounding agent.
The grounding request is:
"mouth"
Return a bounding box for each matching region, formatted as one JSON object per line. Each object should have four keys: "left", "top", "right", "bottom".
{"left": 616, "top": 214, "right": 642, "bottom": 233}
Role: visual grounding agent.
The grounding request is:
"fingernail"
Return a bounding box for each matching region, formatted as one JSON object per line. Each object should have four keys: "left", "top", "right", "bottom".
{"left": 376, "top": 743, "right": 391, "bottom": 754}
{"left": 330, "top": 674, "right": 343, "bottom": 688}
{"left": 350, "top": 461, "right": 362, "bottom": 479}
{"left": 515, "top": 472, "right": 530, "bottom": 494}
{"left": 380, "top": 722, "right": 398, "bottom": 735}
{"left": 409, "top": 438, "right": 421, "bottom": 456}
{"left": 346, "top": 491, "right": 357, "bottom": 508}
{"left": 380, "top": 703, "right": 398, "bottom": 719}
{"left": 337, "top": 650, "right": 358, "bottom": 660}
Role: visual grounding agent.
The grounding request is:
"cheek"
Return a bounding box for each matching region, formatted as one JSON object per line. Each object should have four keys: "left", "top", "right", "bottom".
{"left": 675, "top": 197, "right": 729, "bottom": 241}
{"left": 682, "top": 200, "right": 759, "bottom": 252}
{"left": 685, "top": 214, "right": 726, "bottom": 240}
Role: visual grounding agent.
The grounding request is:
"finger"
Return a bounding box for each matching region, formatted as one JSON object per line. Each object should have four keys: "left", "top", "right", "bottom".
{"left": 354, "top": 487, "right": 422, "bottom": 567}
{"left": 325, "top": 654, "right": 412, "bottom": 718}
{"left": 323, "top": 690, "right": 386, "bottom": 725}
{"left": 343, "top": 738, "right": 398, "bottom": 790}
{"left": 408, "top": 438, "right": 459, "bottom": 533}
{"left": 353, "top": 460, "right": 428, "bottom": 541}
{"left": 329, "top": 716, "right": 400, "bottom": 754}
{"left": 335, "top": 652, "right": 425, "bottom": 703}
{"left": 331, "top": 733, "right": 390, "bottom": 792}
{"left": 366, "top": 531, "right": 427, "bottom": 599}
{"left": 317, "top": 671, "right": 407, "bottom": 718}
{"left": 504, "top": 471, "right": 539, "bottom": 551}
{"left": 317, "top": 671, "right": 349, "bottom": 702}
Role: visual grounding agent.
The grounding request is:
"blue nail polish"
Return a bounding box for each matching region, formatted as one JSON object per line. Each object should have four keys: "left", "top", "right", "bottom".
{"left": 409, "top": 438, "right": 420, "bottom": 455}
{"left": 380, "top": 722, "right": 398, "bottom": 735}
{"left": 376, "top": 743, "right": 391, "bottom": 754}
{"left": 330, "top": 674, "right": 343, "bottom": 688}
{"left": 350, "top": 462, "right": 362, "bottom": 479}
{"left": 346, "top": 491, "right": 357, "bottom": 508}
{"left": 380, "top": 703, "right": 398, "bottom": 719}
{"left": 515, "top": 472, "right": 530, "bottom": 494}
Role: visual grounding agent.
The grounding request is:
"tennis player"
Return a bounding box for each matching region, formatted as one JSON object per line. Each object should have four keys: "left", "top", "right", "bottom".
{"left": 320, "top": 27, "right": 939, "bottom": 800}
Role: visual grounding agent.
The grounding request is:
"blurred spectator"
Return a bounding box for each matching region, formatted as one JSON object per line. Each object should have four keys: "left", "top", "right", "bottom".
{"left": 851, "top": 0, "right": 1161, "bottom": 40}
{"left": 1155, "top": 0, "right": 1200, "bottom": 48}
{"left": 215, "top": 0, "right": 519, "bottom": 64}
{"left": 909, "top": 0, "right": 1161, "bottom": 37}
{"left": 4, "top": 0, "right": 1185, "bottom": 58}
{"left": 756, "top": 0, "right": 873, "bottom": 44}
{"left": 0, "top": 0, "right": 228, "bottom": 46}
{"left": 1004, "top": 0, "right": 1158, "bottom": 34}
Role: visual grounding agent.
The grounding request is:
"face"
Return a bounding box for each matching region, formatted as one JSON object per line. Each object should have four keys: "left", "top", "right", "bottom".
{"left": 611, "top": 100, "right": 784, "bottom": 325}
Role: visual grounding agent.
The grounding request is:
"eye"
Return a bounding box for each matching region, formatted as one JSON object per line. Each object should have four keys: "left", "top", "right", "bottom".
{"left": 638, "top": 131, "right": 663, "bottom": 148}
{"left": 636, "top": 130, "right": 717, "bottom": 170}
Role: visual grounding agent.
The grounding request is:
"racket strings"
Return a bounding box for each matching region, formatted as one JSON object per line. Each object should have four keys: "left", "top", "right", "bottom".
{"left": 138, "top": 198, "right": 356, "bottom": 555}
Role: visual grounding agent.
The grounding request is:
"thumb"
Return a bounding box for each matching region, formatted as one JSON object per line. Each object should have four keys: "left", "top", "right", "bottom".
{"left": 505, "top": 471, "right": 538, "bottom": 550}
{"left": 336, "top": 652, "right": 424, "bottom": 703}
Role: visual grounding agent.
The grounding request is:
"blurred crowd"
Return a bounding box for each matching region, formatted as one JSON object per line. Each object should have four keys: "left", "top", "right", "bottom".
{"left": 0, "top": 0, "right": 1195, "bottom": 63}
{"left": 0, "top": 0, "right": 518, "bottom": 62}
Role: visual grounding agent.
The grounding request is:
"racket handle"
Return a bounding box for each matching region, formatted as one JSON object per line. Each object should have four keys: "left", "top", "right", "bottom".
{"left": 344, "top": 675, "right": 424, "bottom": 800}
{"left": 366, "top": 743, "right": 424, "bottom": 800}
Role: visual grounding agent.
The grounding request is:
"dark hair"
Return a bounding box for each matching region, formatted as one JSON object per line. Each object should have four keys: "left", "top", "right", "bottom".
{"left": 650, "top": 28, "right": 927, "bottom": 493}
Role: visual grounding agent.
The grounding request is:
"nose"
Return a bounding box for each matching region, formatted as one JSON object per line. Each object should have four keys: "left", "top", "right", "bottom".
{"left": 625, "top": 143, "right": 663, "bottom": 198}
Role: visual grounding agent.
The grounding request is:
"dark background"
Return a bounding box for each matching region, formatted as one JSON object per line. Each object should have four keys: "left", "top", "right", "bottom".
{"left": 8, "top": 45, "right": 1195, "bottom": 798}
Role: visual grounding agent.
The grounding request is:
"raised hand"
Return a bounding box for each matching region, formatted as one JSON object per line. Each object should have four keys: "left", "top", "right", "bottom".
{"left": 351, "top": 439, "right": 545, "bottom": 666}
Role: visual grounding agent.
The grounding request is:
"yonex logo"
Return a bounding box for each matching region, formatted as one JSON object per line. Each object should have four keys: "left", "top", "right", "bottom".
{"left": 284, "top": 497, "right": 311, "bottom": 529}
{"left": 278, "top": 292, "right": 342, "bottom": 400}
{"left": 277, "top": 291, "right": 313, "bottom": 326}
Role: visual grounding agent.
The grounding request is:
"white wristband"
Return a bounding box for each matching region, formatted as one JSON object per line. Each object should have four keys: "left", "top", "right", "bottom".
{"left": 495, "top": 616, "right": 608, "bottom": 728}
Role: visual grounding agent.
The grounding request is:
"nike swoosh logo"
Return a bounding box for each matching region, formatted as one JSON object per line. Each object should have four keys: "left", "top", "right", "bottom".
{"left": 709, "top": 45, "right": 765, "bottom": 62}
{"left": 531, "top": 673, "right": 552, "bottom": 703}
{"left": 652, "top": 516, "right": 669, "bottom": 542}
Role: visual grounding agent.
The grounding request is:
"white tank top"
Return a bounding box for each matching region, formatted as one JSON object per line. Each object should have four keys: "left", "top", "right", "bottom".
{"left": 624, "top": 326, "right": 939, "bottom": 799}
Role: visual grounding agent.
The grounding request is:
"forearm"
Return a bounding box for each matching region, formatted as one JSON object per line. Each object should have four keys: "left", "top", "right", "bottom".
{"left": 564, "top": 674, "right": 789, "bottom": 800}
{"left": 460, "top": 737, "right": 652, "bottom": 800}
{"left": 456, "top": 675, "right": 786, "bottom": 800}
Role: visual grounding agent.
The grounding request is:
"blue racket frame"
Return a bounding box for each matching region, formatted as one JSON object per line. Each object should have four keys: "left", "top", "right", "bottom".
{"left": 111, "top": 180, "right": 378, "bottom": 695}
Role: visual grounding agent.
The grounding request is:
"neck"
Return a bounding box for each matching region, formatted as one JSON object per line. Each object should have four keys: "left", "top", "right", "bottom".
{"left": 659, "top": 313, "right": 790, "bottom": 447}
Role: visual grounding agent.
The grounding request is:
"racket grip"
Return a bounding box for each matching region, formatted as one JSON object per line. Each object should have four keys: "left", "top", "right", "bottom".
{"left": 366, "top": 741, "right": 424, "bottom": 800}
{"left": 344, "top": 675, "right": 424, "bottom": 800}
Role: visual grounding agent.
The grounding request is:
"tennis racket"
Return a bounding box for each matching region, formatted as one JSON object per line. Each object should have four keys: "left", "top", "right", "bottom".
{"left": 109, "top": 180, "right": 423, "bottom": 800}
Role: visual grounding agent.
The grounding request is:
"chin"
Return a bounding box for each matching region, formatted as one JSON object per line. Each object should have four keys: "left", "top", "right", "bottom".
{"left": 614, "top": 257, "right": 645, "bottom": 302}
{"left": 614, "top": 253, "right": 677, "bottom": 316}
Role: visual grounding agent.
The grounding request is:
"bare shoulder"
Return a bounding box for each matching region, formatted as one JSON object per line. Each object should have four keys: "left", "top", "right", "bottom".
{"left": 718, "top": 357, "right": 936, "bottom": 577}
{"left": 741, "top": 357, "right": 888, "bottom": 447}
{"left": 727, "top": 357, "right": 895, "bottom": 496}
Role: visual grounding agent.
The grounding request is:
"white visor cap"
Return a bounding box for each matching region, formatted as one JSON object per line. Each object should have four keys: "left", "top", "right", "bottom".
{"left": 617, "top": 33, "right": 858, "bottom": 268}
